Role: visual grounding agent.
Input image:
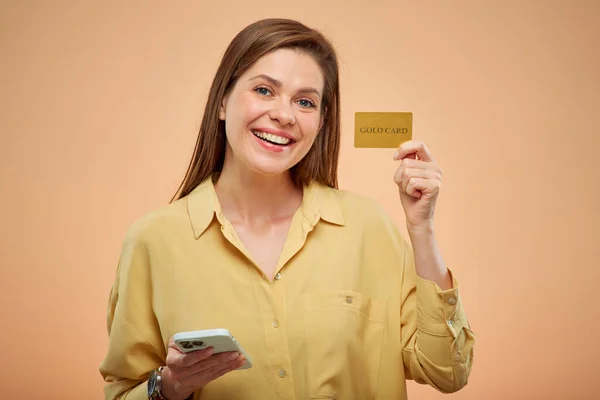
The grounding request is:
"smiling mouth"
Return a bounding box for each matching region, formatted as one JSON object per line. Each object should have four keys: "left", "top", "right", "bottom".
{"left": 252, "top": 130, "right": 294, "bottom": 146}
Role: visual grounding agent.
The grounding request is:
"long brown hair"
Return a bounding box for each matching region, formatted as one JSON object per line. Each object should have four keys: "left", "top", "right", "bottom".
{"left": 171, "top": 18, "right": 341, "bottom": 202}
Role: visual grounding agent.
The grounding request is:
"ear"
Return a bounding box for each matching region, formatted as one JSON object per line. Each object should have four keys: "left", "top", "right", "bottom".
{"left": 318, "top": 107, "right": 327, "bottom": 131}
{"left": 219, "top": 94, "right": 229, "bottom": 121}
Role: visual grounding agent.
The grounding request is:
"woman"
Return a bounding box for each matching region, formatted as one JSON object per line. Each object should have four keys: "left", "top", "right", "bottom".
{"left": 100, "top": 18, "right": 474, "bottom": 400}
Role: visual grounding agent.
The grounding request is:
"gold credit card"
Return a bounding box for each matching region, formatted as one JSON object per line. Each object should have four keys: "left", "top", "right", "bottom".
{"left": 354, "top": 112, "right": 412, "bottom": 148}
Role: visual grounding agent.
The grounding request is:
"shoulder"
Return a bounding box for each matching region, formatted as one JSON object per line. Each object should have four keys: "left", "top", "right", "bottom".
{"left": 120, "top": 197, "right": 190, "bottom": 249}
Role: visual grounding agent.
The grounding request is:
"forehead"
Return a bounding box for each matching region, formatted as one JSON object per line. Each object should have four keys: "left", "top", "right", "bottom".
{"left": 241, "top": 48, "right": 324, "bottom": 92}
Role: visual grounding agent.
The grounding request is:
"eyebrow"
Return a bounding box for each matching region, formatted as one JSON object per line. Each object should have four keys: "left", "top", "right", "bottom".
{"left": 249, "top": 74, "right": 321, "bottom": 99}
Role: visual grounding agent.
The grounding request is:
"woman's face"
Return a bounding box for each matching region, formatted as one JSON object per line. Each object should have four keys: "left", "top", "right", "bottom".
{"left": 219, "top": 48, "right": 325, "bottom": 177}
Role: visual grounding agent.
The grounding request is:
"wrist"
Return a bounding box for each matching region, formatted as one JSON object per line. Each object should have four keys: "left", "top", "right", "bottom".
{"left": 160, "top": 367, "right": 190, "bottom": 400}
{"left": 407, "top": 220, "right": 434, "bottom": 237}
{"left": 147, "top": 367, "right": 167, "bottom": 400}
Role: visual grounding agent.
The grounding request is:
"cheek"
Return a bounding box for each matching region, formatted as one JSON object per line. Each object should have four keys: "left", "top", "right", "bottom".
{"left": 226, "top": 95, "right": 264, "bottom": 130}
{"left": 240, "top": 97, "right": 269, "bottom": 124}
{"left": 299, "top": 115, "right": 322, "bottom": 141}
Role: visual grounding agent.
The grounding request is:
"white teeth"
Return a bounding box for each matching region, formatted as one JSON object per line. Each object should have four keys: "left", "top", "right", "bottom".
{"left": 252, "top": 130, "right": 291, "bottom": 145}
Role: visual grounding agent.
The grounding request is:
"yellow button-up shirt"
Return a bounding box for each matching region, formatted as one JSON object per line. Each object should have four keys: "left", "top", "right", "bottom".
{"left": 99, "top": 177, "right": 475, "bottom": 399}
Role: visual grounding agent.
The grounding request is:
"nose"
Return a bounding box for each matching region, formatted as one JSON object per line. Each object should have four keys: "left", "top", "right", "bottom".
{"left": 268, "top": 100, "right": 296, "bottom": 126}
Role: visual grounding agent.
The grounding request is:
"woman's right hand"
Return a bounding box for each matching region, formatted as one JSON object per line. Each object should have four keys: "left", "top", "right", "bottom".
{"left": 160, "top": 336, "right": 247, "bottom": 400}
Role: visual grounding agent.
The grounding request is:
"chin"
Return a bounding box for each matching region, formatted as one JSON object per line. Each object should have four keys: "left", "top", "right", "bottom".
{"left": 247, "top": 161, "right": 294, "bottom": 177}
{"left": 241, "top": 153, "right": 295, "bottom": 176}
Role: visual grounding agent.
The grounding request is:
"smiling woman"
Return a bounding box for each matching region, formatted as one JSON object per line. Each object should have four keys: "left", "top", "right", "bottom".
{"left": 171, "top": 19, "right": 341, "bottom": 199}
{"left": 99, "top": 18, "right": 474, "bottom": 400}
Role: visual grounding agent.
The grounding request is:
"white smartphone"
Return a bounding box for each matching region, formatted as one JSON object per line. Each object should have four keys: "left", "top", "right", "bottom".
{"left": 173, "top": 328, "right": 252, "bottom": 370}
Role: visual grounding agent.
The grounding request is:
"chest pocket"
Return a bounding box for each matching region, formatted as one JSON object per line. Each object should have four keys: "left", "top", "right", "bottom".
{"left": 303, "top": 290, "right": 387, "bottom": 399}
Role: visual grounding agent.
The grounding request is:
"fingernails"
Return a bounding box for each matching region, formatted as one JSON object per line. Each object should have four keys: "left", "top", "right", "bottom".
{"left": 393, "top": 151, "right": 399, "bottom": 160}
{"left": 228, "top": 352, "right": 239, "bottom": 360}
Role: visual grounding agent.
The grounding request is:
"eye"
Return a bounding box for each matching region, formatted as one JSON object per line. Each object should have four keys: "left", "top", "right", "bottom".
{"left": 254, "top": 86, "right": 272, "bottom": 96}
{"left": 298, "top": 99, "right": 317, "bottom": 109}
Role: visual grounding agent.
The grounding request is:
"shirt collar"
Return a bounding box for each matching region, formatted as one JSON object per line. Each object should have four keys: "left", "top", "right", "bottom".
{"left": 185, "top": 176, "right": 345, "bottom": 239}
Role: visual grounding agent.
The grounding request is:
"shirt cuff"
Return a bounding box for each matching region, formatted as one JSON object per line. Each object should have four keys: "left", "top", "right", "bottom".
{"left": 123, "top": 380, "right": 148, "bottom": 400}
{"left": 416, "top": 269, "right": 468, "bottom": 338}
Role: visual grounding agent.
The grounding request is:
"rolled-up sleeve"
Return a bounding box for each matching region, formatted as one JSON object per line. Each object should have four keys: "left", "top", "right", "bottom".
{"left": 400, "top": 246, "right": 475, "bottom": 393}
{"left": 99, "top": 227, "right": 165, "bottom": 400}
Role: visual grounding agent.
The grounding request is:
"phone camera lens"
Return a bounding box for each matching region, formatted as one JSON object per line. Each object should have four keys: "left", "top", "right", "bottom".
{"left": 192, "top": 341, "right": 205, "bottom": 348}
{"left": 180, "top": 341, "right": 193, "bottom": 349}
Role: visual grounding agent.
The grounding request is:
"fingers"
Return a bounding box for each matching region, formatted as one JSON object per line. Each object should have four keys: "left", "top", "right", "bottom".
{"left": 163, "top": 334, "right": 247, "bottom": 398}
{"left": 163, "top": 351, "right": 245, "bottom": 397}
{"left": 394, "top": 158, "right": 442, "bottom": 194}
{"left": 193, "top": 352, "right": 242, "bottom": 376}
{"left": 406, "top": 177, "right": 425, "bottom": 198}
{"left": 393, "top": 140, "right": 433, "bottom": 162}
{"left": 192, "top": 353, "right": 246, "bottom": 383}
{"left": 206, "top": 355, "right": 246, "bottom": 380}
{"left": 169, "top": 351, "right": 242, "bottom": 380}
{"left": 167, "top": 344, "right": 215, "bottom": 369}
{"left": 395, "top": 158, "right": 440, "bottom": 171}
{"left": 396, "top": 169, "right": 436, "bottom": 195}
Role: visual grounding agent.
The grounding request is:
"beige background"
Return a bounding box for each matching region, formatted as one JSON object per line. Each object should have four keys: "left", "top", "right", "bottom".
{"left": 1, "top": 0, "right": 599, "bottom": 398}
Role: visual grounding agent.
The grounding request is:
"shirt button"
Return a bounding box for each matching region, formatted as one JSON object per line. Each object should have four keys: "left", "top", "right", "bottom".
{"left": 278, "top": 369, "right": 286, "bottom": 378}
{"left": 345, "top": 296, "right": 353, "bottom": 304}
{"left": 274, "top": 272, "right": 281, "bottom": 280}
{"left": 273, "top": 319, "right": 279, "bottom": 328}
{"left": 448, "top": 297, "right": 457, "bottom": 305}
{"left": 447, "top": 319, "right": 454, "bottom": 328}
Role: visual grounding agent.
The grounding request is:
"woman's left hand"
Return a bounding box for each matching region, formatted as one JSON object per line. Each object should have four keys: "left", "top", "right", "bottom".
{"left": 393, "top": 140, "right": 443, "bottom": 230}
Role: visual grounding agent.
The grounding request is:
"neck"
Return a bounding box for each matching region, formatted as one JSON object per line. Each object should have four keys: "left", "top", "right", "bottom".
{"left": 214, "top": 159, "right": 302, "bottom": 226}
